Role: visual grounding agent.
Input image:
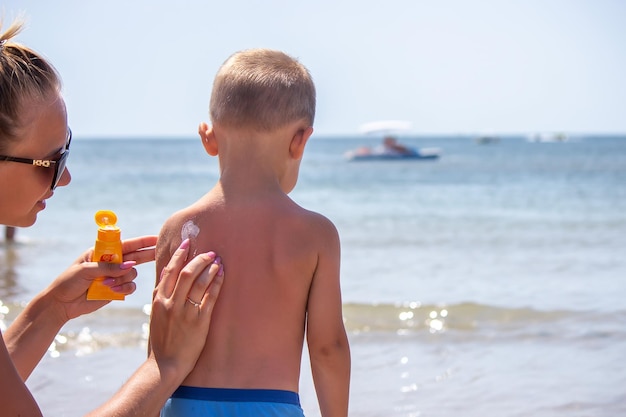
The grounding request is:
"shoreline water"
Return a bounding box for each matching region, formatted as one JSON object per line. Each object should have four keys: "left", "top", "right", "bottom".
{"left": 2, "top": 135, "right": 625, "bottom": 416}
{"left": 11, "top": 299, "right": 626, "bottom": 416}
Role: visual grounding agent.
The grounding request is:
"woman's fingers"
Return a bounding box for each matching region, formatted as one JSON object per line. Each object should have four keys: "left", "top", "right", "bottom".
{"left": 121, "top": 235, "right": 158, "bottom": 265}
{"left": 101, "top": 267, "right": 139, "bottom": 294}
{"left": 154, "top": 238, "right": 223, "bottom": 315}
{"left": 108, "top": 280, "right": 137, "bottom": 295}
{"left": 199, "top": 262, "right": 224, "bottom": 315}
{"left": 122, "top": 235, "right": 158, "bottom": 253}
{"left": 179, "top": 253, "right": 220, "bottom": 308}
{"left": 124, "top": 246, "right": 156, "bottom": 265}
{"left": 156, "top": 239, "right": 191, "bottom": 299}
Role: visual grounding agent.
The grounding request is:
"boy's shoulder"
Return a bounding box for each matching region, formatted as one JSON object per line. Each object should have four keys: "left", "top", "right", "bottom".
{"left": 159, "top": 204, "right": 204, "bottom": 238}
{"left": 294, "top": 206, "right": 339, "bottom": 241}
{"left": 161, "top": 206, "right": 195, "bottom": 226}
{"left": 301, "top": 207, "right": 335, "bottom": 227}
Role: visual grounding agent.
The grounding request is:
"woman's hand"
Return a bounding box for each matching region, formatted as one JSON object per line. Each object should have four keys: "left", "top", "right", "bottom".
{"left": 5, "top": 236, "right": 159, "bottom": 381}
{"left": 84, "top": 239, "right": 224, "bottom": 417}
{"left": 148, "top": 238, "right": 224, "bottom": 376}
{"left": 46, "top": 235, "right": 158, "bottom": 324}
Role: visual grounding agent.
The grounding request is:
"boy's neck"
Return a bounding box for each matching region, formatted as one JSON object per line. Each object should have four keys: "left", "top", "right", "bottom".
{"left": 217, "top": 165, "right": 286, "bottom": 197}
{"left": 207, "top": 122, "right": 310, "bottom": 197}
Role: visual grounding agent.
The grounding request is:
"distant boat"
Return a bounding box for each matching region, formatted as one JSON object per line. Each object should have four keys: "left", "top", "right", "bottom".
{"left": 474, "top": 135, "right": 500, "bottom": 144}
{"left": 527, "top": 132, "right": 569, "bottom": 143}
{"left": 347, "top": 120, "right": 442, "bottom": 161}
{"left": 345, "top": 145, "right": 441, "bottom": 161}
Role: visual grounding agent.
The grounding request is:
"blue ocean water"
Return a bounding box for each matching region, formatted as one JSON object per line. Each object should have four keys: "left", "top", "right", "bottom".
{"left": 2, "top": 134, "right": 625, "bottom": 416}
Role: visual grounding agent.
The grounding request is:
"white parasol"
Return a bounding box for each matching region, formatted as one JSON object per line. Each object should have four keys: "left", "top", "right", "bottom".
{"left": 358, "top": 120, "right": 413, "bottom": 135}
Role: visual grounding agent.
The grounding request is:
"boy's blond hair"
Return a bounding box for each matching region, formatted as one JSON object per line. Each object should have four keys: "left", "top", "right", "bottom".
{"left": 209, "top": 48, "right": 315, "bottom": 132}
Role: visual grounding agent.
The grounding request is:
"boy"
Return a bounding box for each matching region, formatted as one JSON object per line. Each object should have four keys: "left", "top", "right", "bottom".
{"left": 156, "top": 49, "right": 350, "bottom": 417}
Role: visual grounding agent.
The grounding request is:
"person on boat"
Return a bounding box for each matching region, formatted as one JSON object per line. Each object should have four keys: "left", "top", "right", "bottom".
{"left": 0, "top": 19, "right": 225, "bottom": 416}
{"left": 382, "top": 136, "right": 412, "bottom": 155}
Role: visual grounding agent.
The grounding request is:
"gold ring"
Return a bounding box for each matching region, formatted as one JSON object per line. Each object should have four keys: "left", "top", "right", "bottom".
{"left": 186, "top": 297, "right": 201, "bottom": 307}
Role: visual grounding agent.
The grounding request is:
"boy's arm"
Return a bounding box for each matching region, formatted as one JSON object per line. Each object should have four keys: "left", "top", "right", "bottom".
{"left": 306, "top": 219, "right": 351, "bottom": 417}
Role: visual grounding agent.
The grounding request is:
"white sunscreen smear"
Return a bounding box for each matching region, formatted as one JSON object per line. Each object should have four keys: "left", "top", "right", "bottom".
{"left": 181, "top": 220, "right": 200, "bottom": 241}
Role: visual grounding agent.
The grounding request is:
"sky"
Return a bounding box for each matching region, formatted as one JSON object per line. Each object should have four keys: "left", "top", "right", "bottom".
{"left": 2, "top": 0, "right": 625, "bottom": 137}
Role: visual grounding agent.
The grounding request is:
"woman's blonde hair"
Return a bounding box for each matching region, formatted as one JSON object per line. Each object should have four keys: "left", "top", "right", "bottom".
{"left": 0, "top": 19, "right": 61, "bottom": 151}
{"left": 209, "top": 49, "right": 315, "bottom": 132}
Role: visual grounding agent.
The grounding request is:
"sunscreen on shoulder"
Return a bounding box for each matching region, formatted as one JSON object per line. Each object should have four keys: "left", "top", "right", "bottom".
{"left": 86, "top": 210, "right": 125, "bottom": 301}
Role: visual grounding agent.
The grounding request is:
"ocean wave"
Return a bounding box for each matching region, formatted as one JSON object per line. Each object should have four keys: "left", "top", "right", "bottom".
{"left": 343, "top": 301, "right": 626, "bottom": 338}
{"left": 2, "top": 300, "right": 624, "bottom": 356}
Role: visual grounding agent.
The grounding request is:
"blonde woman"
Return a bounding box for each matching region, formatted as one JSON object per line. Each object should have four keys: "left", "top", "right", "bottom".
{"left": 0, "top": 20, "right": 224, "bottom": 416}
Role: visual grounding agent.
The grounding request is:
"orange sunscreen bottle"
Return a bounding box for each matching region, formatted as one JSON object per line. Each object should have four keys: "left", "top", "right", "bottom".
{"left": 86, "top": 210, "right": 125, "bottom": 301}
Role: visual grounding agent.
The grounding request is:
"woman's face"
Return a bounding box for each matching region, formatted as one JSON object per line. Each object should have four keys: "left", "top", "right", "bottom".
{"left": 0, "top": 93, "right": 71, "bottom": 227}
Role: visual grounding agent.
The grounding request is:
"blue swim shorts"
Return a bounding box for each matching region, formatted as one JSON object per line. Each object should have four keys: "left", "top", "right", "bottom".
{"left": 161, "top": 386, "right": 305, "bottom": 417}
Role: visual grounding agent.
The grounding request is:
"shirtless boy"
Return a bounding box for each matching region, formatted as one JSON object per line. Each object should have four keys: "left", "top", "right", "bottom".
{"left": 156, "top": 49, "right": 350, "bottom": 417}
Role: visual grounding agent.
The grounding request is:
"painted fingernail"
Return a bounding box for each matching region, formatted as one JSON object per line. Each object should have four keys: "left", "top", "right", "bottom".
{"left": 218, "top": 264, "right": 224, "bottom": 277}
{"left": 179, "top": 238, "right": 190, "bottom": 250}
{"left": 213, "top": 256, "right": 222, "bottom": 265}
{"left": 206, "top": 251, "right": 216, "bottom": 260}
{"left": 102, "top": 278, "right": 116, "bottom": 286}
{"left": 120, "top": 261, "right": 136, "bottom": 270}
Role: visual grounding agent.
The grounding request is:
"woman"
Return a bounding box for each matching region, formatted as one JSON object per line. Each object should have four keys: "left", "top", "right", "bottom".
{"left": 0, "top": 19, "right": 224, "bottom": 416}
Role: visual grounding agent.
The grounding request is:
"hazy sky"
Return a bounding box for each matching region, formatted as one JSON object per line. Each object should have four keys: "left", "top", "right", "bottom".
{"left": 3, "top": 0, "right": 625, "bottom": 137}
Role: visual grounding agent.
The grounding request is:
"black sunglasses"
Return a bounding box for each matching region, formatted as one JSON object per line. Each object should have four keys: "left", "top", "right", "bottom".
{"left": 0, "top": 128, "right": 72, "bottom": 190}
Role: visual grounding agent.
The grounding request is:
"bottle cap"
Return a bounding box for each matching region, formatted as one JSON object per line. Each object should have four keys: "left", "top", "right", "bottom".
{"left": 95, "top": 210, "right": 120, "bottom": 241}
{"left": 95, "top": 210, "right": 117, "bottom": 227}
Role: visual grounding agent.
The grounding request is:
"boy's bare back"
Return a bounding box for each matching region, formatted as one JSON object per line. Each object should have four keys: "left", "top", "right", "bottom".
{"left": 156, "top": 185, "right": 341, "bottom": 392}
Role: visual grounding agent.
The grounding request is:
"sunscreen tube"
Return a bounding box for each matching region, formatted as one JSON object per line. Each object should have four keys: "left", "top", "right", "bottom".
{"left": 86, "top": 210, "right": 125, "bottom": 301}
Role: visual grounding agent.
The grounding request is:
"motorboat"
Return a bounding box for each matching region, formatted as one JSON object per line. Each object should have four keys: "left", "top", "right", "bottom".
{"left": 345, "top": 145, "right": 441, "bottom": 161}
{"left": 346, "top": 120, "right": 442, "bottom": 161}
{"left": 526, "top": 132, "right": 569, "bottom": 143}
{"left": 474, "top": 135, "right": 500, "bottom": 144}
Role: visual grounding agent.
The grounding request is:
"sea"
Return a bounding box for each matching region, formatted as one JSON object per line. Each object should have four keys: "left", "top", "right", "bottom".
{"left": 1, "top": 134, "right": 625, "bottom": 417}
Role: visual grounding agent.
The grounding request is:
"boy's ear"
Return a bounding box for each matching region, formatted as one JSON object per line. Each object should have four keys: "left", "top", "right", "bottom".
{"left": 289, "top": 126, "right": 314, "bottom": 160}
{"left": 199, "top": 122, "right": 218, "bottom": 156}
